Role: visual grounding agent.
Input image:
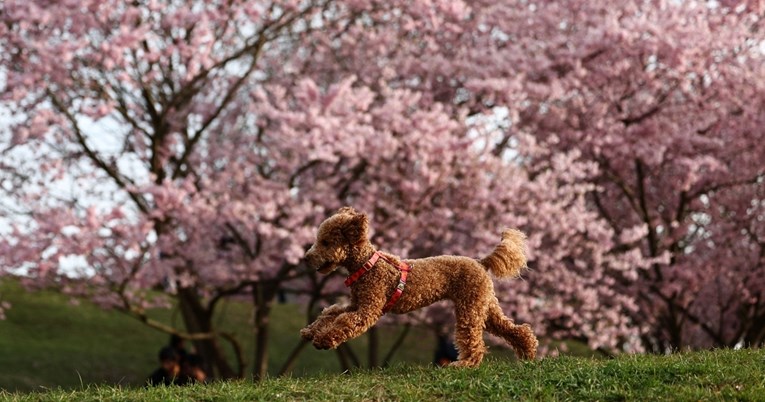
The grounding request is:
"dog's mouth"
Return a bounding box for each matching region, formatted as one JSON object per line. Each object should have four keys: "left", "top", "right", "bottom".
{"left": 317, "top": 261, "right": 336, "bottom": 274}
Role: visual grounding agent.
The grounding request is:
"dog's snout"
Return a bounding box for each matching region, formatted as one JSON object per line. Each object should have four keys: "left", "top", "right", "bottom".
{"left": 304, "top": 246, "right": 318, "bottom": 269}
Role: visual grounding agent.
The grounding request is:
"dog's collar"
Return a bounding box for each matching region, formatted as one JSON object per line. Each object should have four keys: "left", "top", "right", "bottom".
{"left": 345, "top": 251, "right": 412, "bottom": 313}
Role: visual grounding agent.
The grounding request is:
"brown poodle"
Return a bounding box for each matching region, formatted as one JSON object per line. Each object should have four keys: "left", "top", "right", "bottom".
{"left": 301, "top": 207, "right": 538, "bottom": 367}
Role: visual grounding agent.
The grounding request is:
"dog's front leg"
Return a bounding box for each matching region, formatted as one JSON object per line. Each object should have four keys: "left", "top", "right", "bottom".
{"left": 300, "top": 303, "right": 351, "bottom": 341}
{"left": 311, "top": 304, "right": 383, "bottom": 350}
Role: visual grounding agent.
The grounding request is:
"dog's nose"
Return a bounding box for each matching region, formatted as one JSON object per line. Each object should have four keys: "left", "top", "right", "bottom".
{"left": 304, "top": 248, "right": 318, "bottom": 269}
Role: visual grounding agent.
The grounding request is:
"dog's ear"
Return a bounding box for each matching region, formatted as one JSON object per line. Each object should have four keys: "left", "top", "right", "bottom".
{"left": 343, "top": 212, "right": 368, "bottom": 243}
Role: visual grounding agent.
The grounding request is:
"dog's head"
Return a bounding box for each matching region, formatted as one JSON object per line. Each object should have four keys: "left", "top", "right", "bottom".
{"left": 304, "top": 207, "right": 369, "bottom": 274}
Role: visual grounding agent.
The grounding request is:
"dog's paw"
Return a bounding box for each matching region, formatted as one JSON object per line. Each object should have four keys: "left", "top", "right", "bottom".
{"left": 300, "top": 327, "right": 314, "bottom": 341}
{"left": 312, "top": 334, "right": 340, "bottom": 350}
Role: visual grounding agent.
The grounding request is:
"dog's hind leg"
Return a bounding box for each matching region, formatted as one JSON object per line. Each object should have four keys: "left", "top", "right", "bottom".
{"left": 449, "top": 301, "right": 489, "bottom": 368}
{"left": 485, "top": 300, "right": 538, "bottom": 360}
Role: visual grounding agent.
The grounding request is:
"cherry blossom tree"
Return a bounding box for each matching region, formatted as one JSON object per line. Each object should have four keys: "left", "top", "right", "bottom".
{"left": 2, "top": 1, "right": 763, "bottom": 382}
{"left": 0, "top": 0, "right": 324, "bottom": 378}
{"left": 258, "top": 0, "right": 647, "bottom": 355}
{"left": 431, "top": 0, "right": 765, "bottom": 351}
{"left": 0, "top": 0, "right": 574, "bottom": 378}
{"left": 260, "top": 0, "right": 765, "bottom": 353}
{"left": 528, "top": 1, "right": 764, "bottom": 352}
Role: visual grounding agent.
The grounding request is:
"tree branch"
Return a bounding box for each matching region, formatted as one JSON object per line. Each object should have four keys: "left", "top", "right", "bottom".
{"left": 47, "top": 90, "right": 150, "bottom": 214}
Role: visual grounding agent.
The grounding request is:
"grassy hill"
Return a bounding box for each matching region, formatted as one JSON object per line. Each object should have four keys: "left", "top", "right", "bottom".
{"left": 2, "top": 349, "right": 764, "bottom": 401}
{"left": 4, "top": 278, "right": 762, "bottom": 401}
{"left": 0, "top": 278, "right": 505, "bottom": 392}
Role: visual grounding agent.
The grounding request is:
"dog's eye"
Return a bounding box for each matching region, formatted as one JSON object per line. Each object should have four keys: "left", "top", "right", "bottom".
{"left": 320, "top": 240, "right": 330, "bottom": 247}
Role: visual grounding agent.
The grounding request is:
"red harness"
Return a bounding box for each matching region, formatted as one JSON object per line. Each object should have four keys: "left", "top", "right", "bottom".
{"left": 344, "top": 251, "right": 412, "bottom": 313}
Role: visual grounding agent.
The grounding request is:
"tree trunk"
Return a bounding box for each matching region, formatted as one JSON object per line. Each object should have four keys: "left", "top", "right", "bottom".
{"left": 177, "top": 288, "right": 237, "bottom": 379}
{"left": 382, "top": 324, "right": 411, "bottom": 367}
{"left": 278, "top": 339, "right": 310, "bottom": 376}
{"left": 335, "top": 343, "right": 361, "bottom": 372}
{"left": 335, "top": 346, "right": 351, "bottom": 372}
{"left": 743, "top": 310, "right": 765, "bottom": 348}
{"left": 252, "top": 281, "right": 276, "bottom": 381}
{"left": 367, "top": 325, "right": 379, "bottom": 368}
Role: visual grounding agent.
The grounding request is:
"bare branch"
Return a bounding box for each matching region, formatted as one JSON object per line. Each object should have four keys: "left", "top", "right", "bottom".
{"left": 47, "top": 90, "right": 150, "bottom": 213}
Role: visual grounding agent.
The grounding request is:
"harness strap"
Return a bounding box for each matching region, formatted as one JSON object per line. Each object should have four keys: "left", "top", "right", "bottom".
{"left": 381, "top": 257, "right": 411, "bottom": 313}
{"left": 344, "top": 251, "right": 412, "bottom": 314}
{"left": 344, "top": 251, "right": 381, "bottom": 287}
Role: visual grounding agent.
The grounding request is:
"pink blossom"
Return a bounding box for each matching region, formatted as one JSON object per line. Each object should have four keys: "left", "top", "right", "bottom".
{"left": 1, "top": 0, "right": 763, "bottom": 360}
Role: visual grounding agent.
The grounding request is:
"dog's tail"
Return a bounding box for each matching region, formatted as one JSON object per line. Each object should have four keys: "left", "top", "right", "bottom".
{"left": 480, "top": 229, "right": 528, "bottom": 278}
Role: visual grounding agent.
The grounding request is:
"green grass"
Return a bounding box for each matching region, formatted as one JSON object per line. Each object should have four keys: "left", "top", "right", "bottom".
{"left": 0, "top": 279, "right": 168, "bottom": 391}
{"left": 1, "top": 349, "right": 764, "bottom": 401}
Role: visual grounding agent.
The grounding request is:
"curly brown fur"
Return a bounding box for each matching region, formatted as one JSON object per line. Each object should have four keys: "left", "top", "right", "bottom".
{"left": 302, "top": 207, "right": 538, "bottom": 367}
